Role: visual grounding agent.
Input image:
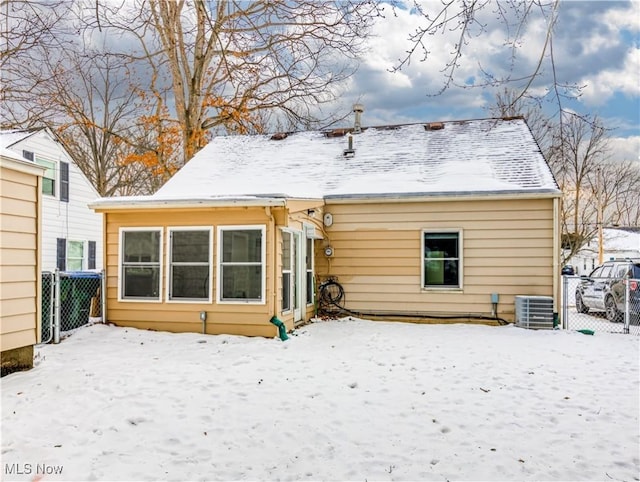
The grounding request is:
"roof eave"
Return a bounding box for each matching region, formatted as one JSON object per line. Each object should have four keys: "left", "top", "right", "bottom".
{"left": 89, "top": 196, "right": 291, "bottom": 211}
{"left": 324, "top": 189, "right": 562, "bottom": 204}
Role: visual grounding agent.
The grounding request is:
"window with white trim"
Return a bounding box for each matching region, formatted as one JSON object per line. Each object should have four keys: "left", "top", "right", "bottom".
{"left": 120, "top": 229, "right": 162, "bottom": 300}
{"left": 168, "top": 228, "right": 212, "bottom": 301}
{"left": 282, "top": 231, "right": 292, "bottom": 312}
{"left": 305, "top": 237, "right": 314, "bottom": 305}
{"left": 219, "top": 226, "right": 265, "bottom": 302}
{"left": 422, "top": 230, "right": 462, "bottom": 288}
{"left": 36, "top": 157, "right": 56, "bottom": 196}
{"left": 67, "top": 240, "right": 85, "bottom": 271}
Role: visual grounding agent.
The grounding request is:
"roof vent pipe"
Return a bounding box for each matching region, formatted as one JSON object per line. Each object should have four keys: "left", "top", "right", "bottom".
{"left": 353, "top": 104, "right": 364, "bottom": 133}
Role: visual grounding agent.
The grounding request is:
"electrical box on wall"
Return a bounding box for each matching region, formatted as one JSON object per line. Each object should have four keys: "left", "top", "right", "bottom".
{"left": 304, "top": 225, "right": 316, "bottom": 239}
{"left": 323, "top": 213, "right": 333, "bottom": 227}
{"left": 324, "top": 246, "right": 334, "bottom": 257}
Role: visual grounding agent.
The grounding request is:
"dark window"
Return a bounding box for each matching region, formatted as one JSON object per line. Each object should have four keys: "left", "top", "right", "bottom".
{"left": 121, "top": 230, "right": 161, "bottom": 300}
{"left": 423, "top": 231, "right": 461, "bottom": 288}
{"left": 22, "top": 150, "right": 34, "bottom": 162}
{"left": 220, "top": 228, "right": 264, "bottom": 302}
{"left": 169, "top": 229, "right": 211, "bottom": 301}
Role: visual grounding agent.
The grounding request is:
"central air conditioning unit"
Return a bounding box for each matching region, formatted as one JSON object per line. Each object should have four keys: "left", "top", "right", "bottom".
{"left": 515, "top": 295, "right": 554, "bottom": 330}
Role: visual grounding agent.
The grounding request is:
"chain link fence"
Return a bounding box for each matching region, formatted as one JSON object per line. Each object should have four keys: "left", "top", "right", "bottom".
{"left": 562, "top": 275, "right": 640, "bottom": 335}
{"left": 40, "top": 270, "right": 105, "bottom": 344}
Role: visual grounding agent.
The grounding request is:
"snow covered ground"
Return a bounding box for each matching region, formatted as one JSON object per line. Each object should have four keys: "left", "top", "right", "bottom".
{"left": 1, "top": 319, "right": 639, "bottom": 482}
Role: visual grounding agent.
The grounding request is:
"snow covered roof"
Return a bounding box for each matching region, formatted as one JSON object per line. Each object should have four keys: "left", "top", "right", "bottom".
{"left": 93, "top": 117, "right": 561, "bottom": 208}
{"left": 0, "top": 129, "right": 39, "bottom": 149}
{"left": 604, "top": 228, "right": 640, "bottom": 252}
{"left": 0, "top": 146, "right": 28, "bottom": 162}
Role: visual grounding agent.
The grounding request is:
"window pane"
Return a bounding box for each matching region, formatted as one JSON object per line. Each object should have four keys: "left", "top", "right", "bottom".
{"left": 282, "top": 272, "right": 291, "bottom": 311}
{"left": 282, "top": 232, "right": 291, "bottom": 270}
{"left": 123, "top": 267, "right": 160, "bottom": 298}
{"left": 124, "top": 231, "right": 160, "bottom": 262}
{"left": 223, "top": 230, "right": 261, "bottom": 263}
{"left": 172, "top": 230, "right": 209, "bottom": 263}
{"left": 424, "top": 233, "right": 458, "bottom": 258}
{"left": 67, "top": 258, "right": 83, "bottom": 271}
{"left": 222, "top": 265, "right": 261, "bottom": 300}
{"left": 306, "top": 271, "right": 314, "bottom": 304}
{"left": 172, "top": 265, "right": 209, "bottom": 299}
{"left": 68, "top": 241, "right": 84, "bottom": 258}
{"left": 36, "top": 158, "right": 55, "bottom": 178}
{"left": 424, "top": 260, "right": 459, "bottom": 286}
{"left": 42, "top": 178, "right": 55, "bottom": 196}
{"left": 306, "top": 238, "right": 313, "bottom": 269}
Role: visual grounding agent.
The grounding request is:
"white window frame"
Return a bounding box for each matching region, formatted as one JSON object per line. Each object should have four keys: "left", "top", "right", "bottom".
{"left": 166, "top": 226, "right": 213, "bottom": 303}
{"left": 217, "top": 225, "right": 266, "bottom": 304}
{"left": 304, "top": 224, "right": 315, "bottom": 306}
{"left": 67, "top": 240, "right": 85, "bottom": 271}
{"left": 281, "top": 230, "right": 293, "bottom": 313}
{"left": 118, "top": 227, "right": 163, "bottom": 302}
{"left": 35, "top": 156, "right": 56, "bottom": 197}
{"left": 421, "top": 229, "right": 463, "bottom": 290}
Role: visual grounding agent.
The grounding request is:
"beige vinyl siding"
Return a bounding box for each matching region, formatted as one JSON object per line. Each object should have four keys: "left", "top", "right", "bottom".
{"left": 0, "top": 160, "right": 42, "bottom": 352}
{"left": 102, "top": 208, "right": 277, "bottom": 337}
{"left": 316, "top": 198, "right": 557, "bottom": 321}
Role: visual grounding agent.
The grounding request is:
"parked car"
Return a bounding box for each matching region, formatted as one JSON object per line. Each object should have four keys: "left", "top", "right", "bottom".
{"left": 561, "top": 265, "right": 575, "bottom": 275}
{"left": 575, "top": 259, "right": 640, "bottom": 323}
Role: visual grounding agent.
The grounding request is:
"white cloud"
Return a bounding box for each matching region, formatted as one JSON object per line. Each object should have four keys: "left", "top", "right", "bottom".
{"left": 609, "top": 135, "right": 640, "bottom": 162}
{"left": 580, "top": 47, "right": 640, "bottom": 104}
{"left": 603, "top": 3, "right": 640, "bottom": 32}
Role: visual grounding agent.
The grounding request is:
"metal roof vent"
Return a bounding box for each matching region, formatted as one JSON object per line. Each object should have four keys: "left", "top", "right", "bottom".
{"left": 343, "top": 135, "right": 355, "bottom": 157}
{"left": 424, "top": 122, "right": 444, "bottom": 131}
{"left": 325, "top": 128, "right": 348, "bottom": 138}
{"left": 353, "top": 104, "right": 364, "bottom": 134}
{"left": 270, "top": 132, "right": 288, "bottom": 140}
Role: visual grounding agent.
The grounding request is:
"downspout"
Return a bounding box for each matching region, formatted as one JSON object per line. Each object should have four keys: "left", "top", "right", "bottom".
{"left": 270, "top": 316, "right": 289, "bottom": 341}
{"left": 101, "top": 212, "right": 108, "bottom": 325}
{"left": 553, "top": 197, "right": 560, "bottom": 327}
{"left": 266, "top": 207, "right": 288, "bottom": 341}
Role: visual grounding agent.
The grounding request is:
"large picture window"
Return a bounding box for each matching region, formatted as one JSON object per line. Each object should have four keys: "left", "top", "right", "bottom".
{"left": 120, "top": 228, "right": 162, "bottom": 301}
{"left": 218, "top": 226, "right": 265, "bottom": 303}
{"left": 422, "top": 230, "right": 462, "bottom": 289}
{"left": 168, "top": 228, "right": 212, "bottom": 301}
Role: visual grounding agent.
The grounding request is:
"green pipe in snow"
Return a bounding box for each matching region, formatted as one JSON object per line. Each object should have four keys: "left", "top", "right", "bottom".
{"left": 270, "top": 316, "right": 289, "bottom": 341}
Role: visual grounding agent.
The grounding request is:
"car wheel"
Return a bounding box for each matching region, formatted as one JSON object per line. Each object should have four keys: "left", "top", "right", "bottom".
{"left": 576, "top": 292, "right": 589, "bottom": 314}
{"left": 605, "top": 296, "right": 622, "bottom": 323}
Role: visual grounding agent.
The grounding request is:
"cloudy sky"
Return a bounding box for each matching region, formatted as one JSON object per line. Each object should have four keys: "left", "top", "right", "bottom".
{"left": 330, "top": 0, "right": 639, "bottom": 162}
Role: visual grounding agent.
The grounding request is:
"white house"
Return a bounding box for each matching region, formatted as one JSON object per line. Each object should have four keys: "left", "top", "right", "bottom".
{"left": 568, "top": 228, "right": 640, "bottom": 275}
{"left": 0, "top": 128, "right": 103, "bottom": 272}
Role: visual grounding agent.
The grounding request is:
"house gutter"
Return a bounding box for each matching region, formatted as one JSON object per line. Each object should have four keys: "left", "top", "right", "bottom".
{"left": 89, "top": 197, "right": 288, "bottom": 211}
{"left": 324, "top": 190, "right": 562, "bottom": 204}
